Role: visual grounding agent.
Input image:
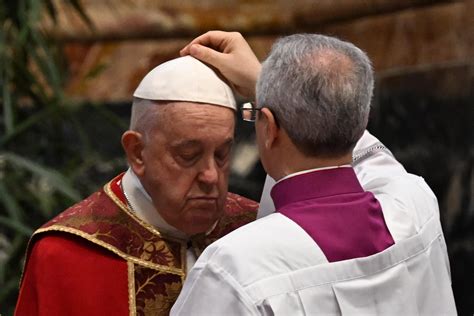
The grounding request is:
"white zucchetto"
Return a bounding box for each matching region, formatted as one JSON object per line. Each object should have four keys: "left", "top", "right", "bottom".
{"left": 133, "top": 56, "right": 236, "bottom": 111}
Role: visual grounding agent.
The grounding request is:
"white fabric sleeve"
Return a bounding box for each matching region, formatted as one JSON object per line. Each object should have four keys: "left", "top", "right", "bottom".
{"left": 170, "top": 249, "right": 259, "bottom": 316}
{"left": 351, "top": 130, "right": 407, "bottom": 192}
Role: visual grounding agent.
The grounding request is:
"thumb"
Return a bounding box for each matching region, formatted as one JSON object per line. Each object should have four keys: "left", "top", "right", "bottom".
{"left": 189, "top": 44, "right": 224, "bottom": 69}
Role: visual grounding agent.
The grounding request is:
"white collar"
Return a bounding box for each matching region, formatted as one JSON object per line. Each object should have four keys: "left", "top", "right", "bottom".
{"left": 121, "top": 169, "right": 188, "bottom": 240}
{"left": 275, "top": 164, "right": 352, "bottom": 185}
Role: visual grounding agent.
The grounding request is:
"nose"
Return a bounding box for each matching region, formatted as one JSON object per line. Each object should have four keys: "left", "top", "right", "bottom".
{"left": 198, "top": 158, "right": 219, "bottom": 185}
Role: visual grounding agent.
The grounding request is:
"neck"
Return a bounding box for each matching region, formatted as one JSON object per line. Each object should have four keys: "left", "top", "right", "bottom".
{"left": 270, "top": 148, "right": 352, "bottom": 181}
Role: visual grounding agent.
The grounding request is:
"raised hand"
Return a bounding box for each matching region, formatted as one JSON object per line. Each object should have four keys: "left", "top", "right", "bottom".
{"left": 181, "top": 31, "right": 262, "bottom": 99}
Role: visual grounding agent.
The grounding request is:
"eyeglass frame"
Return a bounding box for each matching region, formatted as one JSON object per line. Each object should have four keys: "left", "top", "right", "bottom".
{"left": 241, "top": 102, "right": 262, "bottom": 122}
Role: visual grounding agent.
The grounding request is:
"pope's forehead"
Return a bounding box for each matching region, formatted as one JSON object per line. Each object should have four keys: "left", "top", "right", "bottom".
{"left": 151, "top": 102, "right": 235, "bottom": 133}
{"left": 153, "top": 102, "right": 235, "bottom": 140}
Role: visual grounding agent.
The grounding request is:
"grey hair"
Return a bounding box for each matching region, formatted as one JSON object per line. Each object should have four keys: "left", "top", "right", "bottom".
{"left": 256, "top": 34, "right": 374, "bottom": 157}
{"left": 129, "top": 97, "right": 162, "bottom": 137}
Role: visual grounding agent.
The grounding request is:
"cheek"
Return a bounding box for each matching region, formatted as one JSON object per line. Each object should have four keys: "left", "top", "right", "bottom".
{"left": 218, "top": 164, "right": 230, "bottom": 185}
{"left": 145, "top": 162, "right": 196, "bottom": 203}
{"left": 150, "top": 155, "right": 189, "bottom": 185}
{"left": 162, "top": 174, "right": 197, "bottom": 201}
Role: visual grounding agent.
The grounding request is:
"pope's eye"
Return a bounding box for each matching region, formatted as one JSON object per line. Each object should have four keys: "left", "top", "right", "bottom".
{"left": 179, "top": 152, "right": 199, "bottom": 161}
{"left": 216, "top": 151, "right": 228, "bottom": 161}
{"left": 215, "top": 146, "right": 232, "bottom": 165}
{"left": 175, "top": 148, "right": 202, "bottom": 166}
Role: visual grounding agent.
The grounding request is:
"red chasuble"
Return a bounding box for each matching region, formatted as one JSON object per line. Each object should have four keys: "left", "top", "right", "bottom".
{"left": 15, "top": 174, "right": 258, "bottom": 316}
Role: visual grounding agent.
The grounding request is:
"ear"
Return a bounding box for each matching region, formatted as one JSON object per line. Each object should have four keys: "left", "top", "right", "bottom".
{"left": 259, "top": 108, "right": 279, "bottom": 150}
{"left": 121, "top": 131, "right": 146, "bottom": 176}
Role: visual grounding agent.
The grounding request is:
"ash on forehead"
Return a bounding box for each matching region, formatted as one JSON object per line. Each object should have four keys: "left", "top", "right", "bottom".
{"left": 133, "top": 56, "right": 236, "bottom": 111}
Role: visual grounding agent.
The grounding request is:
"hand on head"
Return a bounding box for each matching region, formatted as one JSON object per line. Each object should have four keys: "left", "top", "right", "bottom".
{"left": 180, "top": 31, "right": 262, "bottom": 99}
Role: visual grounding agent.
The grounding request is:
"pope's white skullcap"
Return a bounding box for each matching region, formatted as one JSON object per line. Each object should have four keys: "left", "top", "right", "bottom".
{"left": 133, "top": 56, "right": 236, "bottom": 111}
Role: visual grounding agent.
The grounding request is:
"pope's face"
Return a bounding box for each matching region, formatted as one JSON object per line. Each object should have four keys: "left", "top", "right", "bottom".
{"left": 139, "top": 102, "right": 235, "bottom": 236}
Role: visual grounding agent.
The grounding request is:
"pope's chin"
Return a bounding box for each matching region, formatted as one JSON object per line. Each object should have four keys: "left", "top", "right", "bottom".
{"left": 182, "top": 199, "right": 222, "bottom": 236}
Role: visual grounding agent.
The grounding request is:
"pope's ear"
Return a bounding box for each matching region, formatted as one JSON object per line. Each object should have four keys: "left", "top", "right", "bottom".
{"left": 121, "top": 131, "right": 145, "bottom": 176}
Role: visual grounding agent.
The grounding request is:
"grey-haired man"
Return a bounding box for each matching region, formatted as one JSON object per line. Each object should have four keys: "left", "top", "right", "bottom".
{"left": 172, "top": 31, "right": 456, "bottom": 315}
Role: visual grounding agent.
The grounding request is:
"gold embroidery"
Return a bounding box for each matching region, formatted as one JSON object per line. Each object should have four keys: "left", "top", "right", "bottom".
{"left": 141, "top": 281, "right": 182, "bottom": 316}
{"left": 34, "top": 226, "right": 184, "bottom": 276}
{"left": 134, "top": 265, "right": 182, "bottom": 316}
{"left": 128, "top": 262, "right": 137, "bottom": 316}
{"left": 105, "top": 181, "right": 183, "bottom": 243}
{"left": 23, "top": 175, "right": 257, "bottom": 315}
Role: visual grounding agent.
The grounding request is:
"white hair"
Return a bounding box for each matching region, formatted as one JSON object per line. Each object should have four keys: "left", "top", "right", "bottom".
{"left": 129, "top": 98, "right": 164, "bottom": 142}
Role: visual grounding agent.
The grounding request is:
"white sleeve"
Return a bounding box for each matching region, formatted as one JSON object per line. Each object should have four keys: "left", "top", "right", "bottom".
{"left": 171, "top": 248, "right": 259, "bottom": 316}
{"left": 258, "top": 130, "right": 406, "bottom": 217}
{"left": 352, "top": 131, "right": 440, "bottom": 240}
{"left": 352, "top": 130, "right": 408, "bottom": 192}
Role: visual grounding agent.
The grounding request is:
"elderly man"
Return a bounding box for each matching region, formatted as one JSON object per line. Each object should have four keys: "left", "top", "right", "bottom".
{"left": 15, "top": 56, "right": 258, "bottom": 316}
{"left": 172, "top": 32, "right": 456, "bottom": 314}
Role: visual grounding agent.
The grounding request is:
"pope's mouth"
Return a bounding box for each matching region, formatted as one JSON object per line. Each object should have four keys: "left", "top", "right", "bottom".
{"left": 187, "top": 196, "right": 218, "bottom": 201}
{"left": 187, "top": 197, "right": 218, "bottom": 206}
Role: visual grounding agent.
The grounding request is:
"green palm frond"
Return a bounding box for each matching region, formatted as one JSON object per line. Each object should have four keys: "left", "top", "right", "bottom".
{"left": 0, "top": 1, "right": 117, "bottom": 314}
{"left": 2, "top": 152, "right": 81, "bottom": 201}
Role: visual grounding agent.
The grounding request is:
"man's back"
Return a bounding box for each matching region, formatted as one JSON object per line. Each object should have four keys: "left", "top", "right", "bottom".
{"left": 172, "top": 32, "right": 456, "bottom": 315}
{"left": 172, "top": 134, "right": 456, "bottom": 315}
{"left": 173, "top": 179, "right": 456, "bottom": 315}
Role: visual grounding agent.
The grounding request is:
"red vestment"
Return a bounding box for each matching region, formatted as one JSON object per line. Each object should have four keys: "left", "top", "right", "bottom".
{"left": 15, "top": 174, "right": 258, "bottom": 316}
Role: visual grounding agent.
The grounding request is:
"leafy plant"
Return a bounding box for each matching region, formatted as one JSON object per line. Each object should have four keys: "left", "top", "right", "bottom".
{"left": 0, "top": 1, "right": 127, "bottom": 314}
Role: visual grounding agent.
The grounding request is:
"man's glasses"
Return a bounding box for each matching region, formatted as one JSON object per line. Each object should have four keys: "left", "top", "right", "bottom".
{"left": 241, "top": 102, "right": 262, "bottom": 122}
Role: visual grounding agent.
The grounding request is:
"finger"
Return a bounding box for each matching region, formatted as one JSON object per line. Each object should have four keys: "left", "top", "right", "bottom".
{"left": 189, "top": 31, "right": 229, "bottom": 48}
{"left": 180, "top": 31, "right": 231, "bottom": 56}
{"left": 188, "top": 44, "right": 225, "bottom": 69}
{"left": 179, "top": 46, "right": 190, "bottom": 56}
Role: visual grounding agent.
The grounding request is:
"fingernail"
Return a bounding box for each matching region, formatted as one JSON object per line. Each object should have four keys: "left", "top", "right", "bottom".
{"left": 190, "top": 44, "right": 200, "bottom": 56}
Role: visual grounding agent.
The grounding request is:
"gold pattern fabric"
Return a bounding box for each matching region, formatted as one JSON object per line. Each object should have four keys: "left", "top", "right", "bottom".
{"left": 25, "top": 175, "right": 258, "bottom": 315}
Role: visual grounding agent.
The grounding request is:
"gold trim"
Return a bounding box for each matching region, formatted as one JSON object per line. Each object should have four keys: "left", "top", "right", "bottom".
{"left": 34, "top": 226, "right": 185, "bottom": 277}
{"left": 128, "top": 262, "right": 137, "bottom": 316}
{"left": 104, "top": 181, "right": 164, "bottom": 238}
{"left": 103, "top": 180, "right": 188, "bottom": 246}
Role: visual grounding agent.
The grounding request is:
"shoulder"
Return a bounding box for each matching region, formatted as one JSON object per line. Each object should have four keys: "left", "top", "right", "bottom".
{"left": 18, "top": 233, "right": 130, "bottom": 315}
{"left": 24, "top": 232, "right": 128, "bottom": 293}
{"left": 30, "top": 232, "right": 125, "bottom": 267}
{"left": 373, "top": 173, "right": 440, "bottom": 241}
{"left": 23, "top": 232, "right": 128, "bottom": 293}
{"left": 206, "top": 192, "right": 258, "bottom": 241}
{"left": 195, "top": 213, "right": 327, "bottom": 287}
{"left": 225, "top": 192, "right": 259, "bottom": 214}
{"left": 222, "top": 192, "right": 258, "bottom": 225}
{"left": 376, "top": 174, "right": 438, "bottom": 217}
